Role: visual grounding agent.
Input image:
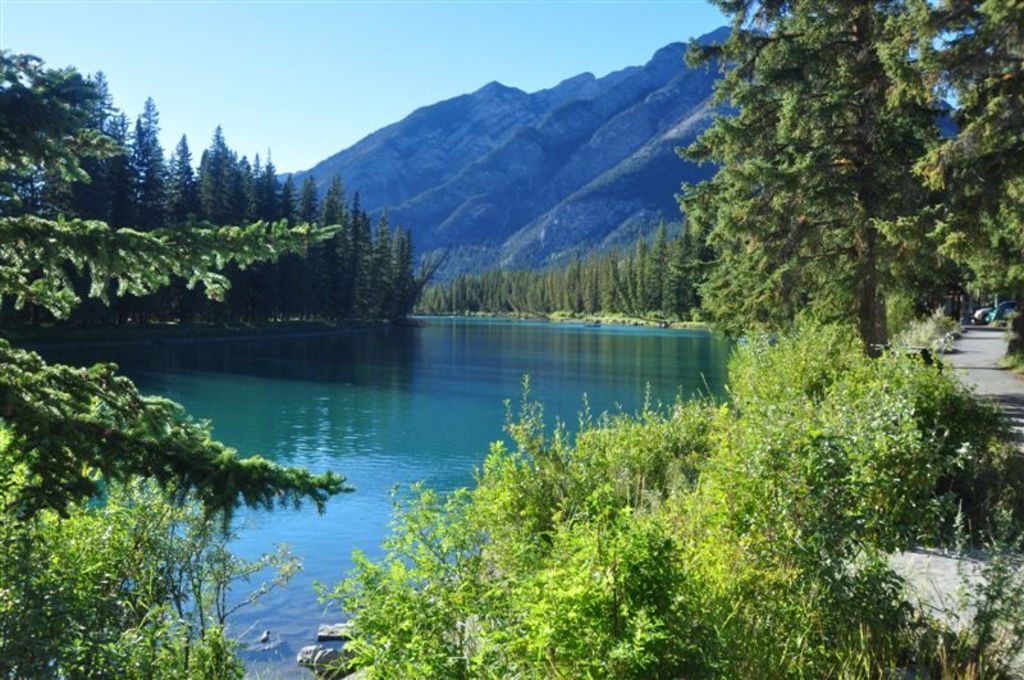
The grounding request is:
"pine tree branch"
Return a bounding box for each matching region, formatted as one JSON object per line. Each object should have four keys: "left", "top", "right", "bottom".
{"left": 0, "top": 339, "right": 351, "bottom": 518}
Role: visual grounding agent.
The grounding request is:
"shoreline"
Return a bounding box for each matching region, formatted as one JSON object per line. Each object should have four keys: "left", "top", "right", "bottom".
{"left": 417, "top": 310, "right": 709, "bottom": 330}
{"left": 6, "top": 312, "right": 709, "bottom": 352}
{"left": 5, "top": 319, "right": 394, "bottom": 350}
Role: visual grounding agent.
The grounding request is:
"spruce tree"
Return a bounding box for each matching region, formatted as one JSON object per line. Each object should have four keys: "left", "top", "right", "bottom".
{"left": 298, "top": 175, "right": 319, "bottom": 224}
{"left": 682, "top": 1, "right": 938, "bottom": 351}
{"left": 69, "top": 72, "right": 117, "bottom": 221}
{"left": 167, "top": 135, "right": 198, "bottom": 224}
{"left": 372, "top": 213, "right": 395, "bottom": 319}
{"left": 918, "top": 0, "right": 1024, "bottom": 350}
{"left": 131, "top": 98, "right": 167, "bottom": 230}
{"left": 650, "top": 222, "right": 669, "bottom": 315}
{"left": 279, "top": 174, "right": 298, "bottom": 225}
{"left": 389, "top": 228, "right": 415, "bottom": 319}
{"left": 198, "top": 126, "right": 234, "bottom": 225}
{"left": 349, "top": 195, "right": 374, "bottom": 318}
{"left": 106, "top": 113, "right": 136, "bottom": 229}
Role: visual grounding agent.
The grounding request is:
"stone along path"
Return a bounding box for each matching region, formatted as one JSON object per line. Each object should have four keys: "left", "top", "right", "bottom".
{"left": 892, "top": 325, "right": 1024, "bottom": 658}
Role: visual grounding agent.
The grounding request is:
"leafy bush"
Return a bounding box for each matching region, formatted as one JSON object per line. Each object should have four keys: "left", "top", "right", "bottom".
{"left": 329, "top": 326, "right": 1024, "bottom": 679}
{"left": 0, "top": 424, "right": 297, "bottom": 678}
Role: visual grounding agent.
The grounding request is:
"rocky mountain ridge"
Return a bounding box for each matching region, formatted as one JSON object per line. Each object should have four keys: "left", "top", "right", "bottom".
{"left": 295, "top": 27, "right": 729, "bottom": 275}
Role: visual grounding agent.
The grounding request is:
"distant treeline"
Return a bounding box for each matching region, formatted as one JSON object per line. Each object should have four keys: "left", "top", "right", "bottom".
{"left": 1, "top": 80, "right": 421, "bottom": 326}
{"left": 418, "top": 224, "right": 709, "bottom": 319}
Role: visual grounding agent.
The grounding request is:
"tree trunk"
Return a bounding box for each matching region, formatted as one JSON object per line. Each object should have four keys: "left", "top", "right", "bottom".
{"left": 850, "top": 3, "right": 889, "bottom": 356}
{"left": 855, "top": 225, "right": 888, "bottom": 356}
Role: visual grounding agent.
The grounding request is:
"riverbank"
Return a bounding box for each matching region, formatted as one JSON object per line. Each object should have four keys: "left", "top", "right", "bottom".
{"left": 331, "top": 325, "right": 1024, "bottom": 678}
{"left": 423, "top": 310, "right": 708, "bottom": 330}
{"left": 5, "top": 319, "right": 393, "bottom": 349}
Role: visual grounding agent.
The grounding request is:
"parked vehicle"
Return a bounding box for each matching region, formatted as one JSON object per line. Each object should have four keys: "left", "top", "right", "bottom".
{"left": 973, "top": 306, "right": 994, "bottom": 323}
{"left": 986, "top": 300, "right": 1017, "bottom": 323}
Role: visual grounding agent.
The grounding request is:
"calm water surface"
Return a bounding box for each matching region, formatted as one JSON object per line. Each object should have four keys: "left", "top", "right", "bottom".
{"left": 37, "top": 317, "right": 729, "bottom": 676}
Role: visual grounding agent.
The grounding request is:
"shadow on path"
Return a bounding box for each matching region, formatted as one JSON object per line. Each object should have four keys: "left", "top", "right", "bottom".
{"left": 947, "top": 326, "right": 1024, "bottom": 439}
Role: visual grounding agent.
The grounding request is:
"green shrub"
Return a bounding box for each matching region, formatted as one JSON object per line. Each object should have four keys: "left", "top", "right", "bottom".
{"left": 0, "top": 424, "right": 295, "bottom": 678}
{"left": 330, "top": 326, "right": 1024, "bottom": 679}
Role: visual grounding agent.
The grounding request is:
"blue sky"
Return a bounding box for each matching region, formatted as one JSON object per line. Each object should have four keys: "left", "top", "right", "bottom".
{"left": 1, "top": 1, "right": 726, "bottom": 173}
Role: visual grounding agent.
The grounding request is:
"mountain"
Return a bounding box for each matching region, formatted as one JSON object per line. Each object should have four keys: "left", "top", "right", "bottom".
{"left": 294, "top": 27, "right": 729, "bottom": 276}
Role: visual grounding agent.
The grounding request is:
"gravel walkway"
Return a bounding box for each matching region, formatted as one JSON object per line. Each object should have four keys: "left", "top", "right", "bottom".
{"left": 947, "top": 325, "right": 1024, "bottom": 439}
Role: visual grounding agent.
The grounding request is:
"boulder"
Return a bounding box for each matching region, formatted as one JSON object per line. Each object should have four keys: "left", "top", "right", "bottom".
{"left": 317, "top": 622, "right": 355, "bottom": 641}
{"left": 297, "top": 644, "right": 348, "bottom": 677}
{"left": 314, "top": 646, "right": 344, "bottom": 667}
{"left": 296, "top": 645, "right": 321, "bottom": 666}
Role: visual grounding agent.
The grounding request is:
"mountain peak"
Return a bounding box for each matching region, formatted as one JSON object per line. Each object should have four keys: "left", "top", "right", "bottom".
{"left": 295, "top": 31, "right": 726, "bottom": 276}
{"left": 555, "top": 72, "right": 596, "bottom": 88}
{"left": 475, "top": 80, "right": 522, "bottom": 97}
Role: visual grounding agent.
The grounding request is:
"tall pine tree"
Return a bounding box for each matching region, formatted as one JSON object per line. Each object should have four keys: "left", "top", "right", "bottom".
{"left": 682, "top": 1, "right": 938, "bottom": 351}
{"left": 131, "top": 98, "right": 166, "bottom": 230}
{"left": 167, "top": 135, "right": 198, "bottom": 224}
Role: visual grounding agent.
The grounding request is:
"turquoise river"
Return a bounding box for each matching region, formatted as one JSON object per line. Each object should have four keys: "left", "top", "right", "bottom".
{"left": 35, "top": 317, "right": 730, "bottom": 677}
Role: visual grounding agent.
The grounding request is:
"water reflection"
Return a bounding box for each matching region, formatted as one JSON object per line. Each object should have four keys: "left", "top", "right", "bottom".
{"left": 29, "top": 318, "right": 729, "bottom": 677}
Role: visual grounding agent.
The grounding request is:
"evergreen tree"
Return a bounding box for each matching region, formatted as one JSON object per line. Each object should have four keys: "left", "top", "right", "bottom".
{"left": 298, "top": 175, "right": 319, "bottom": 224}
{"left": 69, "top": 72, "right": 117, "bottom": 221}
{"left": 390, "top": 228, "right": 415, "bottom": 319}
{"left": 371, "top": 213, "right": 395, "bottom": 319}
{"left": 600, "top": 255, "right": 622, "bottom": 313}
{"left": 198, "top": 126, "right": 233, "bottom": 225}
{"left": 131, "top": 98, "right": 166, "bottom": 230}
{"left": 650, "top": 222, "right": 669, "bottom": 314}
{"left": 106, "top": 113, "right": 135, "bottom": 230}
{"left": 256, "top": 153, "right": 280, "bottom": 221}
{"left": 230, "top": 155, "right": 254, "bottom": 224}
{"left": 634, "top": 240, "right": 649, "bottom": 315}
{"left": 567, "top": 257, "right": 583, "bottom": 313}
{"left": 681, "top": 1, "right": 938, "bottom": 351}
{"left": 918, "top": 0, "right": 1024, "bottom": 350}
{"left": 350, "top": 195, "right": 374, "bottom": 318}
{"left": 309, "top": 176, "right": 345, "bottom": 318}
{"left": 320, "top": 176, "right": 344, "bottom": 226}
{"left": 167, "top": 135, "right": 198, "bottom": 224}
{"left": 279, "top": 174, "right": 298, "bottom": 224}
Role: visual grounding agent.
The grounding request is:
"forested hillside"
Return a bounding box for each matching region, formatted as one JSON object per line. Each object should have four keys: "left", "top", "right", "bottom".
{"left": 419, "top": 224, "right": 708, "bottom": 320}
{"left": 1, "top": 84, "right": 422, "bottom": 327}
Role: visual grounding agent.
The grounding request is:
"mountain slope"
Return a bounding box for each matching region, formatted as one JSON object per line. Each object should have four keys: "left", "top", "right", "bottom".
{"left": 295, "top": 27, "right": 729, "bottom": 276}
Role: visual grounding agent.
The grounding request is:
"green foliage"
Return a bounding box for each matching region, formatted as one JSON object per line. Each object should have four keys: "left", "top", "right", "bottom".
{"left": 330, "top": 328, "right": 1024, "bottom": 678}
{"left": 1, "top": 51, "right": 426, "bottom": 328}
{"left": 917, "top": 0, "right": 1024, "bottom": 290}
{"left": 0, "top": 433, "right": 295, "bottom": 678}
{"left": 681, "top": 2, "right": 942, "bottom": 351}
{"left": 916, "top": 0, "right": 1024, "bottom": 357}
{"left": 0, "top": 341, "right": 348, "bottom": 517}
{"left": 0, "top": 52, "right": 118, "bottom": 194}
{"left": 0, "top": 214, "right": 335, "bottom": 320}
{"left": 0, "top": 51, "right": 358, "bottom": 676}
{"left": 0, "top": 209, "right": 350, "bottom": 522}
